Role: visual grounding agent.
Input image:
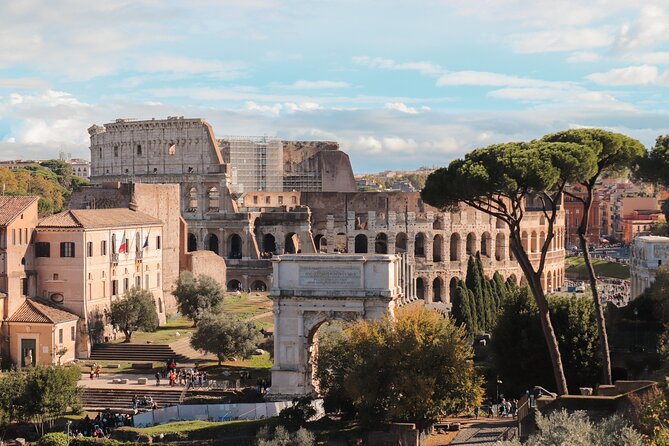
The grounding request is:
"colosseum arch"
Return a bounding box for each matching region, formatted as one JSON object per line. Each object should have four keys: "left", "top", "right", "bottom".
{"left": 227, "top": 279, "right": 242, "bottom": 291}
{"left": 285, "top": 233, "right": 300, "bottom": 254}
{"left": 531, "top": 231, "right": 538, "bottom": 253}
{"left": 449, "top": 277, "right": 459, "bottom": 300}
{"left": 415, "top": 233, "right": 426, "bottom": 257}
{"left": 395, "top": 232, "right": 407, "bottom": 253}
{"left": 416, "top": 277, "right": 425, "bottom": 299}
{"left": 495, "top": 233, "right": 505, "bottom": 261}
{"left": 206, "top": 233, "right": 219, "bottom": 254}
{"left": 375, "top": 233, "right": 388, "bottom": 254}
{"left": 433, "top": 277, "right": 443, "bottom": 302}
{"left": 207, "top": 186, "right": 219, "bottom": 212}
{"left": 466, "top": 232, "right": 477, "bottom": 256}
{"left": 263, "top": 233, "right": 277, "bottom": 254}
{"left": 334, "top": 233, "right": 348, "bottom": 253}
{"left": 450, "top": 233, "right": 461, "bottom": 261}
{"left": 314, "top": 234, "right": 327, "bottom": 253}
{"left": 187, "top": 187, "right": 198, "bottom": 212}
{"left": 228, "top": 233, "right": 243, "bottom": 258}
{"left": 251, "top": 280, "right": 267, "bottom": 291}
{"left": 433, "top": 216, "right": 444, "bottom": 230}
{"left": 480, "top": 232, "right": 492, "bottom": 258}
{"left": 433, "top": 234, "right": 443, "bottom": 262}
{"left": 354, "top": 234, "right": 368, "bottom": 253}
{"left": 540, "top": 231, "right": 546, "bottom": 251}
{"left": 187, "top": 233, "right": 197, "bottom": 252}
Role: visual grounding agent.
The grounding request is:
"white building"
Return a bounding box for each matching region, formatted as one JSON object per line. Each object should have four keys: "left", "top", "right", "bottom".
{"left": 68, "top": 158, "right": 91, "bottom": 178}
{"left": 630, "top": 235, "right": 669, "bottom": 298}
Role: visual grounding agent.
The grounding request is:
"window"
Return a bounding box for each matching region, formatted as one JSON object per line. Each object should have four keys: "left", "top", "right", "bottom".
{"left": 114, "top": 146, "right": 119, "bottom": 157}
{"left": 60, "top": 242, "right": 75, "bottom": 258}
{"left": 111, "top": 234, "right": 116, "bottom": 253}
{"left": 112, "top": 280, "right": 118, "bottom": 296}
{"left": 135, "top": 276, "right": 141, "bottom": 288}
{"left": 291, "top": 196, "right": 297, "bottom": 205}
{"left": 18, "top": 229, "right": 22, "bottom": 245}
{"left": 156, "top": 236, "right": 161, "bottom": 249}
{"left": 135, "top": 233, "right": 141, "bottom": 253}
{"left": 137, "top": 144, "right": 142, "bottom": 156}
{"left": 101, "top": 240, "right": 107, "bottom": 256}
{"left": 87, "top": 241, "right": 93, "bottom": 257}
{"left": 99, "top": 147, "right": 102, "bottom": 158}
{"left": 21, "top": 278, "right": 28, "bottom": 296}
{"left": 53, "top": 273, "right": 59, "bottom": 280}
{"left": 168, "top": 144, "right": 176, "bottom": 155}
{"left": 265, "top": 196, "right": 271, "bottom": 205}
{"left": 102, "top": 281, "right": 106, "bottom": 297}
{"left": 59, "top": 329, "right": 63, "bottom": 344}
{"left": 71, "top": 326, "right": 75, "bottom": 341}
{"left": 36, "top": 242, "right": 51, "bottom": 257}
{"left": 278, "top": 196, "right": 283, "bottom": 205}
{"left": 12, "top": 229, "right": 15, "bottom": 245}
{"left": 253, "top": 196, "right": 258, "bottom": 205}
{"left": 123, "top": 278, "right": 129, "bottom": 292}
{"left": 145, "top": 274, "right": 149, "bottom": 289}
{"left": 24, "top": 228, "right": 27, "bottom": 244}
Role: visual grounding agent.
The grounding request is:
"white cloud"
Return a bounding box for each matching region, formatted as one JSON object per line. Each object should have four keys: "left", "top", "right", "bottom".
{"left": 436, "top": 71, "right": 568, "bottom": 88}
{"left": 587, "top": 65, "right": 669, "bottom": 86}
{"left": 284, "top": 102, "right": 321, "bottom": 113}
{"left": 245, "top": 101, "right": 283, "bottom": 115}
{"left": 0, "top": 77, "right": 50, "bottom": 89}
{"left": 385, "top": 102, "right": 418, "bottom": 114}
{"left": 353, "top": 56, "right": 443, "bottom": 76}
{"left": 289, "top": 80, "right": 351, "bottom": 89}
{"left": 614, "top": 5, "right": 669, "bottom": 51}
{"left": 138, "top": 56, "right": 246, "bottom": 79}
{"left": 567, "top": 52, "right": 602, "bottom": 63}
{"left": 510, "top": 28, "right": 614, "bottom": 53}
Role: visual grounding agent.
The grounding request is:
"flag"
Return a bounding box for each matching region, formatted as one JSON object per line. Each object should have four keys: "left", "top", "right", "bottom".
{"left": 118, "top": 231, "right": 127, "bottom": 253}
{"left": 143, "top": 229, "right": 150, "bottom": 249}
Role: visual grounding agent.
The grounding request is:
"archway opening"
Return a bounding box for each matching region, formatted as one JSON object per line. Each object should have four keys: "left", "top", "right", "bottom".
{"left": 375, "top": 233, "right": 388, "bottom": 254}
{"left": 416, "top": 277, "right": 425, "bottom": 299}
{"left": 495, "top": 233, "right": 505, "bottom": 261}
{"left": 433, "top": 234, "right": 443, "bottom": 262}
{"left": 207, "top": 234, "right": 219, "bottom": 254}
{"left": 433, "top": 277, "right": 443, "bottom": 302}
{"left": 449, "top": 277, "right": 459, "bottom": 300}
{"left": 207, "top": 187, "right": 220, "bottom": 212}
{"left": 285, "top": 233, "right": 300, "bottom": 254}
{"left": 466, "top": 233, "right": 477, "bottom": 256}
{"left": 433, "top": 217, "right": 443, "bottom": 230}
{"left": 187, "top": 233, "right": 197, "bottom": 252}
{"left": 354, "top": 234, "right": 368, "bottom": 253}
{"left": 188, "top": 187, "right": 198, "bottom": 212}
{"left": 481, "top": 232, "right": 491, "bottom": 257}
{"left": 450, "top": 233, "right": 461, "bottom": 261}
{"left": 314, "top": 234, "right": 328, "bottom": 253}
{"left": 251, "top": 280, "right": 267, "bottom": 292}
{"left": 395, "top": 232, "right": 407, "bottom": 253}
{"left": 263, "top": 233, "right": 277, "bottom": 254}
{"left": 415, "top": 233, "right": 426, "bottom": 257}
{"left": 228, "top": 234, "right": 242, "bottom": 259}
{"left": 227, "top": 279, "right": 242, "bottom": 292}
{"left": 334, "top": 233, "right": 348, "bottom": 253}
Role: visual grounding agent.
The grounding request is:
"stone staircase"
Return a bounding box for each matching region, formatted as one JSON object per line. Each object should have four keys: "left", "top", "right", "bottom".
{"left": 81, "top": 387, "right": 182, "bottom": 411}
{"left": 90, "top": 343, "right": 189, "bottom": 363}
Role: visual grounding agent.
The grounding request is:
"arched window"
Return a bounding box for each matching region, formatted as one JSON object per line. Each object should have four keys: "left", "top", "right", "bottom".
{"left": 495, "top": 233, "right": 505, "bottom": 261}
{"left": 207, "top": 234, "right": 219, "bottom": 254}
{"left": 228, "top": 234, "right": 243, "bottom": 258}
{"left": 433, "top": 235, "right": 443, "bottom": 262}
{"left": 334, "top": 233, "right": 348, "bottom": 253}
{"left": 521, "top": 231, "right": 529, "bottom": 252}
{"left": 433, "top": 277, "right": 443, "bottom": 302}
{"left": 187, "top": 233, "right": 197, "bottom": 252}
{"left": 531, "top": 231, "right": 538, "bottom": 253}
{"left": 227, "top": 279, "right": 242, "bottom": 292}
{"left": 416, "top": 278, "right": 425, "bottom": 299}
{"left": 480, "top": 232, "right": 491, "bottom": 258}
{"left": 354, "top": 234, "right": 368, "bottom": 253}
{"left": 263, "top": 234, "right": 277, "bottom": 254}
{"left": 414, "top": 233, "right": 426, "bottom": 257}
{"left": 395, "top": 232, "right": 407, "bottom": 253}
{"left": 314, "top": 234, "right": 327, "bottom": 252}
{"left": 375, "top": 233, "right": 388, "bottom": 254}
{"left": 285, "top": 233, "right": 299, "bottom": 254}
{"left": 450, "top": 233, "right": 461, "bottom": 261}
{"left": 207, "top": 187, "right": 220, "bottom": 212}
{"left": 188, "top": 187, "right": 198, "bottom": 212}
{"left": 466, "top": 232, "right": 477, "bottom": 256}
{"left": 433, "top": 217, "right": 443, "bottom": 230}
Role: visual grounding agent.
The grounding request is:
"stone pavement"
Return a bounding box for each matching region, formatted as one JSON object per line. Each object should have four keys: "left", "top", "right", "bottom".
{"left": 78, "top": 373, "right": 186, "bottom": 392}
{"left": 448, "top": 418, "right": 516, "bottom": 445}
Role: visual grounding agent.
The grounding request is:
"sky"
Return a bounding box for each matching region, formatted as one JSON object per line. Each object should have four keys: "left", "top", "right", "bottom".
{"left": 1, "top": 1, "right": 669, "bottom": 173}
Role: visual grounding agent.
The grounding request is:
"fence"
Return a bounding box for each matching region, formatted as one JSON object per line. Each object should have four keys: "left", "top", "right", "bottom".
{"left": 133, "top": 399, "right": 324, "bottom": 427}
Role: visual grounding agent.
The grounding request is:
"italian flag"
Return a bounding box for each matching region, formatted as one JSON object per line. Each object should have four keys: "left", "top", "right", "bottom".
{"left": 118, "top": 231, "right": 127, "bottom": 253}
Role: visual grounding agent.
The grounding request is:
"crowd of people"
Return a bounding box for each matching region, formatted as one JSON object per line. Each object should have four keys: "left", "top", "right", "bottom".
{"left": 71, "top": 411, "right": 133, "bottom": 438}
{"left": 475, "top": 399, "right": 518, "bottom": 418}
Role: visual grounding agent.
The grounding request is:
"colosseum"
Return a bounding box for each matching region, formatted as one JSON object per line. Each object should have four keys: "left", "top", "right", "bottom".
{"left": 87, "top": 116, "right": 566, "bottom": 311}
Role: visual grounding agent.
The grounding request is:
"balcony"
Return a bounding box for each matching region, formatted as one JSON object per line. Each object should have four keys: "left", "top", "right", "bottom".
{"left": 110, "top": 253, "right": 119, "bottom": 264}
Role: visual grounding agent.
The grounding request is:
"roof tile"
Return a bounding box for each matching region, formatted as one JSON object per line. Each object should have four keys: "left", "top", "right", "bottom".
{"left": 0, "top": 196, "right": 39, "bottom": 226}
{"left": 8, "top": 299, "right": 78, "bottom": 324}
{"left": 39, "top": 208, "right": 163, "bottom": 229}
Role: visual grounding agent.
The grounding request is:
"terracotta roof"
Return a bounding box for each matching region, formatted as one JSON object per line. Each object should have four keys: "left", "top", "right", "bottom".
{"left": 0, "top": 196, "right": 39, "bottom": 226}
{"left": 38, "top": 208, "right": 163, "bottom": 229}
{"left": 8, "top": 299, "right": 78, "bottom": 324}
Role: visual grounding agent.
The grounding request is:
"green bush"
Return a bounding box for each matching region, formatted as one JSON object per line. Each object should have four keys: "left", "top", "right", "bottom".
{"left": 38, "top": 433, "right": 69, "bottom": 446}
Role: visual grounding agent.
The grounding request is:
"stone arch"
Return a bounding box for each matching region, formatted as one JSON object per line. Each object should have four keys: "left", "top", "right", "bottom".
{"left": 314, "top": 234, "right": 327, "bottom": 252}
{"left": 188, "top": 187, "right": 198, "bottom": 212}
{"left": 251, "top": 280, "right": 267, "bottom": 292}
{"left": 354, "top": 234, "right": 368, "bottom": 253}
{"left": 450, "top": 233, "right": 461, "bottom": 261}
{"left": 416, "top": 277, "right": 425, "bottom": 299}
{"left": 415, "top": 232, "right": 426, "bottom": 257}
{"left": 508, "top": 274, "right": 517, "bottom": 285}
{"left": 433, "top": 277, "right": 443, "bottom": 302}
{"left": 263, "top": 233, "right": 277, "bottom": 254}
{"left": 395, "top": 232, "right": 407, "bottom": 253}
{"left": 449, "top": 277, "right": 459, "bottom": 300}
{"left": 375, "top": 233, "right": 388, "bottom": 254}
{"left": 433, "top": 234, "right": 443, "bottom": 262}
{"left": 187, "top": 233, "right": 197, "bottom": 252}
{"left": 206, "top": 233, "right": 219, "bottom": 254}
{"left": 285, "top": 233, "right": 300, "bottom": 254}
{"left": 433, "top": 217, "right": 444, "bottom": 230}
{"left": 207, "top": 186, "right": 219, "bottom": 212}
{"left": 531, "top": 231, "right": 538, "bottom": 253}
{"left": 334, "top": 233, "right": 348, "bottom": 253}
{"left": 495, "top": 233, "right": 505, "bottom": 261}
{"left": 228, "top": 233, "right": 243, "bottom": 258}
{"left": 466, "top": 232, "right": 477, "bottom": 256}
{"left": 480, "top": 232, "right": 492, "bottom": 257}
{"left": 227, "top": 279, "right": 242, "bottom": 291}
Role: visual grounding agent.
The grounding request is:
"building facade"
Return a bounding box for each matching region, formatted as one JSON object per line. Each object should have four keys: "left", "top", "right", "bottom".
{"left": 630, "top": 235, "right": 669, "bottom": 298}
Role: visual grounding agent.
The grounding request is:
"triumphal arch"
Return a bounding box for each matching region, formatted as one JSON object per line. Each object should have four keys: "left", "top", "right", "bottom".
{"left": 268, "top": 254, "right": 404, "bottom": 397}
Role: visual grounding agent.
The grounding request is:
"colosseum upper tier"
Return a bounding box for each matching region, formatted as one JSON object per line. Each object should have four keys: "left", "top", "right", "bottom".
{"left": 88, "top": 117, "right": 565, "bottom": 310}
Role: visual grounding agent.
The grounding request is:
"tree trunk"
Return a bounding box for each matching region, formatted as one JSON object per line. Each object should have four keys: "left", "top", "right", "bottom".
{"left": 579, "top": 233, "right": 613, "bottom": 385}
{"left": 510, "top": 239, "right": 569, "bottom": 395}
{"left": 124, "top": 330, "right": 132, "bottom": 343}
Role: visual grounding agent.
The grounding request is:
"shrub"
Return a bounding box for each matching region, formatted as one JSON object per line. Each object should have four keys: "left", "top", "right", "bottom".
{"left": 38, "top": 433, "right": 68, "bottom": 446}
{"left": 256, "top": 426, "right": 314, "bottom": 446}
{"left": 279, "top": 397, "right": 317, "bottom": 429}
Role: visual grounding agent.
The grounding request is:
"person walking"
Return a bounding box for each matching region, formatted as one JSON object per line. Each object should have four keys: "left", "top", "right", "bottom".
{"left": 474, "top": 406, "right": 479, "bottom": 419}
{"left": 154, "top": 372, "right": 161, "bottom": 386}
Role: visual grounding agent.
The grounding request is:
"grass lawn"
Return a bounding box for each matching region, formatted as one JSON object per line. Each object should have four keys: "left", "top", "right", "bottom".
{"left": 565, "top": 256, "right": 630, "bottom": 280}
{"left": 112, "top": 316, "right": 194, "bottom": 344}
{"left": 223, "top": 292, "right": 272, "bottom": 321}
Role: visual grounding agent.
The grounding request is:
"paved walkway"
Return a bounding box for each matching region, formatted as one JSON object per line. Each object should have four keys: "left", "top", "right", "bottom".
{"left": 78, "top": 374, "right": 186, "bottom": 391}
{"left": 447, "top": 418, "right": 515, "bottom": 446}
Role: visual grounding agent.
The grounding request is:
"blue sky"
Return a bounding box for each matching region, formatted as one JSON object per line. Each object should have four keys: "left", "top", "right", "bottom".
{"left": 1, "top": 0, "right": 669, "bottom": 172}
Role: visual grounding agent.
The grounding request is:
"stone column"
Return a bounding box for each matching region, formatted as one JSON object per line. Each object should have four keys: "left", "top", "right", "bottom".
{"left": 387, "top": 234, "right": 396, "bottom": 255}
{"left": 425, "top": 234, "right": 433, "bottom": 262}
{"left": 368, "top": 234, "right": 376, "bottom": 254}
{"left": 424, "top": 279, "right": 432, "bottom": 303}
{"left": 347, "top": 235, "right": 355, "bottom": 254}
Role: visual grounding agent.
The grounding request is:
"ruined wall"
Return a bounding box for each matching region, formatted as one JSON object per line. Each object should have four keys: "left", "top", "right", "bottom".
{"left": 282, "top": 141, "right": 356, "bottom": 192}
{"left": 185, "top": 250, "right": 227, "bottom": 289}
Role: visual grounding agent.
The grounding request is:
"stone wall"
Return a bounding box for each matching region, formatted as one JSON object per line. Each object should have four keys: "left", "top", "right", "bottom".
{"left": 282, "top": 140, "right": 356, "bottom": 192}
{"left": 184, "top": 250, "right": 228, "bottom": 290}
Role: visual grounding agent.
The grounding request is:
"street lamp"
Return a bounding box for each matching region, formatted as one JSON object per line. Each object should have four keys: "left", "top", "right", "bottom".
{"left": 496, "top": 377, "right": 503, "bottom": 404}
{"left": 633, "top": 307, "right": 639, "bottom": 352}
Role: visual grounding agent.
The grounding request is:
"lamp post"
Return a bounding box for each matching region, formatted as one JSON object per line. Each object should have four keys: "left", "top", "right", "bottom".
{"left": 633, "top": 307, "right": 639, "bottom": 352}
{"left": 66, "top": 420, "right": 72, "bottom": 445}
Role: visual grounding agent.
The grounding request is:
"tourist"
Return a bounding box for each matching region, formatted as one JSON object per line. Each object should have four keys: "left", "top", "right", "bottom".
{"left": 95, "top": 365, "right": 101, "bottom": 378}
{"left": 474, "top": 405, "right": 479, "bottom": 419}
{"left": 154, "top": 372, "right": 161, "bottom": 386}
{"left": 132, "top": 395, "right": 138, "bottom": 410}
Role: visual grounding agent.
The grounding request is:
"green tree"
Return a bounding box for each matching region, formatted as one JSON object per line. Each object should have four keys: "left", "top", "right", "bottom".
{"left": 190, "top": 312, "right": 260, "bottom": 365}
{"left": 110, "top": 287, "right": 159, "bottom": 342}
{"left": 421, "top": 140, "right": 598, "bottom": 395}
{"left": 172, "top": 272, "right": 225, "bottom": 324}
{"left": 636, "top": 135, "right": 669, "bottom": 227}
{"left": 543, "top": 128, "right": 645, "bottom": 385}
{"left": 316, "top": 306, "right": 482, "bottom": 429}
{"left": 490, "top": 288, "right": 601, "bottom": 396}
{"left": 256, "top": 425, "right": 315, "bottom": 446}
{"left": 38, "top": 432, "right": 68, "bottom": 446}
